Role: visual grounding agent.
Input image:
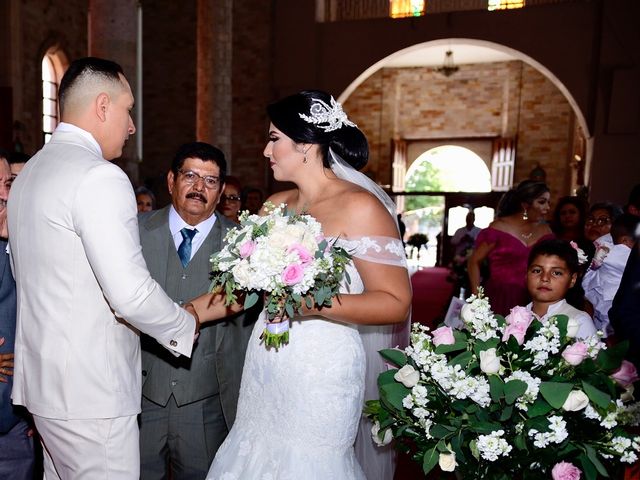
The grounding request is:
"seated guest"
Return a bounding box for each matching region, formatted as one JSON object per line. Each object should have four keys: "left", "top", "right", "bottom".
{"left": 584, "top": 201, "right": 623, "bottom": 246}
{"left": 583, "top": 213, "right": 639, "bottom": 337}
{"left": 217, "top": 175, "right": 242, "bottom": 223}
{"left": 135, "top": 186, "right": 156, "bottom": 213}
{"left": 524, "top": 238, "right": 596, "bottom": 340}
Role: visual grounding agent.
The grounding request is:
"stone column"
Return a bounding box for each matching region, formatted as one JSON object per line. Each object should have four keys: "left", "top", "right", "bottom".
{"left": 88, "top": 0, "right": 139, "bottom": 182}
{"left": 197, "top": 0, "right": 233, "bottom": 167}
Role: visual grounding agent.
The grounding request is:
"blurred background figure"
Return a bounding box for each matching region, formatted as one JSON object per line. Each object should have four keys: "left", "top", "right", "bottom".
{"left": 135, "top": 186, "right": 156, "bottom": 213}
{"left": 552, "top": 196, "right": 588, "bottom": 245}
{"left": 241, "top": 186, "right": 264, "bottom": 215}
{"left": 7, "top": 152, "right": 31, "bottom": 182}
{"left": 217, "top": 175, "right": 242, "bottom": 223}
{"left": 584, "top": 201, "right": 623, "bottom": 245}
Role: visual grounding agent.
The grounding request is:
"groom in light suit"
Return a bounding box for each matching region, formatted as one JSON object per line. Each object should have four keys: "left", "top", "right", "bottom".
{"left": 7, "top": 57, "right": 199, "bottom": 479}
{"left": 139, "top": 142, "right": 256, "bottom": 479}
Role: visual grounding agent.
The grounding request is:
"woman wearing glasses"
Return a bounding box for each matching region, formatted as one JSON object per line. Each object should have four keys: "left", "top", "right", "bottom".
{"left": 584, "top": 202, "right": 624, "bottom": 244}
{"left": 216, "top": 175, "right": 242, "bottom": 223}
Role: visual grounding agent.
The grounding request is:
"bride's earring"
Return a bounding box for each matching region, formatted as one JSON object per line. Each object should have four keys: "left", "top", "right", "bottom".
{"left": 522, "top": 209, "right": 528, "bottom": 221}
{"left": 302, "top": 145, "right": 311, "bottom": 164}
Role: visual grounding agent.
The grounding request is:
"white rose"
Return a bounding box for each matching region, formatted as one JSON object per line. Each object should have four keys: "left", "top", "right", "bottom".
{"left": 439, "top": 452, "right": 457, "bottom": 472}
{"left": 371, "top": 421, "right": 393, "bottom": 447}
{"left": 460, "top": 303, "right": 476, "bottom": 323}
{"left": 566, "top": 317, "right": 580, "bottom": 338}
{"left": 394, "top": 364, "right": 420, "bottom": 388}
{"left": 479, "top": 348, "right": 501, "bottom": 375}
{"left": 621, "top": 385, "right": 635, "bottom": 403}
{"left": 231, "top": 261, "right": 253, "bottom": 288}
{"left": 562, "top": 390, "right": 589, "bottom": 411}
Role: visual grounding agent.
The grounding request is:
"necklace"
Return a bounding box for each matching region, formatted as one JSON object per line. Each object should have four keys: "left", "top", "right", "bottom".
{"left": 521, "top": 231, "right": 533, "bottom": 241}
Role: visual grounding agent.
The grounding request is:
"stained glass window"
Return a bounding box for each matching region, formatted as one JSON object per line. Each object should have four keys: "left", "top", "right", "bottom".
{"left": 487, "top": 0, "right": 525, "bottom": 11}
{"left": 390, "top": 0, "right": 426, "bottom": 19}
{"left": 42, "top": 55, "right": 58, "bottom": 144}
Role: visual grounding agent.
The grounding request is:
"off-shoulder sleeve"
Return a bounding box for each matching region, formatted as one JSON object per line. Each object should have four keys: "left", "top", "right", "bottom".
{"left": 337, "top": 236, "right": 407, "bottom": 268}
{"left": 475, "top": 227, "right": 498, "bottom": 246}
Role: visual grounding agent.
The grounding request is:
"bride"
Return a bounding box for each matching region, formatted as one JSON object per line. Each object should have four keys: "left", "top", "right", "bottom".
{"left": 190, "top": 90, "right": 412, "bottom": 479}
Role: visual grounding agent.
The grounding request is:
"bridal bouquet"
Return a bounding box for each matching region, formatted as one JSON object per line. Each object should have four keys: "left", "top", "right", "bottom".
{"left": 209, "top": 202, "right": 351, "bottom": 349}
{"left": 365, "top": 289, "right": 640, "bottom": 479}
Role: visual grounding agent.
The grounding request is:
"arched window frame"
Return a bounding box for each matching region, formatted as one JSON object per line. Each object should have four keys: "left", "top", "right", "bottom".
{"left": 42, "top": 46, "right": 68, "bottom": 144}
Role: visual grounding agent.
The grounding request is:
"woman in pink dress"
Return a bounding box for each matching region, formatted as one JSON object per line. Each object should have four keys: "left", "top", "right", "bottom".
{"left": 468, "top": 180, "right": 553, "bottom": 316}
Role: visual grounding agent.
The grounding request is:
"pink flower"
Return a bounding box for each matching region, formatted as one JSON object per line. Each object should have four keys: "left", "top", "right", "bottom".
{"left": 287, "top": 243, "right": 313, "bottom": 264}
{"left": 502, "top": 323, "right": 529, "bottom": 345}
{"left": 505, "top": 306, "right": 534, "bottom": 327}
{"left": 611, "top": 360, "right": 640, "bottom": 388}
{"left": 239, "top": 240, "right": 256, "bottom": 259}
{"left": 562, "top": 342, "right": 589, "bottom": 366}
{"left": 551, "top": 461, "right": 581, "bottom": 480}
{"left": 431, "top": 326, "right": 455, "bottom": 346}
{"left": 282, "top": 264, "right": 305, "bottom": 285}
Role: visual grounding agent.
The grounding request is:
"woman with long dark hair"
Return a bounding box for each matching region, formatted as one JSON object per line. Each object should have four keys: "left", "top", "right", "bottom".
{"left": 468, "top": 180, "right": 554, "bottom": 315}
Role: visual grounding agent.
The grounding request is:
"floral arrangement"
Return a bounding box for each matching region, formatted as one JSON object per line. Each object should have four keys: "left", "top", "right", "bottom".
{"left": 365, "top": 289, "right": 640, "bottom": 479}
{"left": 209, "top": 203, "right": 351, "bottom": 349}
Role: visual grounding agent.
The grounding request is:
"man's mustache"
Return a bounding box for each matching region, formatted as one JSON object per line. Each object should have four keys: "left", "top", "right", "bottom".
{"left": 186, "top": 192, "right": 207, "bottom": 203}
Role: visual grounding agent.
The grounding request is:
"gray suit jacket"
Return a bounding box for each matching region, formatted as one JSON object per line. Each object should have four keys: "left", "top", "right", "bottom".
{"left": 139, "top": 206, "right": 256, "bottom": 428}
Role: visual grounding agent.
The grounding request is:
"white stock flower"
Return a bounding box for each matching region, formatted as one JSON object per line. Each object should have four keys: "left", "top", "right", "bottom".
{"left": 460, "top": 303, "right": 476, "bottom": 323}
{"left": 476, "top": 430, "right": 512, "bottom": 461}
{"left": 562, "top": 390, "right": 589, "bottom": 412}
{"left": 479, "top": 348, "right": 501, "bottom": 374}
{"left": 371, "top": 421, "right": 393, "bottom": 447}
{"left": 438, "top": 452, "right": 457, "bottom": 472}
{"left": 394, "top": 364, "right": 420, "bottom": 388}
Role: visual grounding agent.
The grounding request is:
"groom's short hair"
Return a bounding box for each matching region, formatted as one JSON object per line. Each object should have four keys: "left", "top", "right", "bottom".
{"left": 58, "top": 57, "right": 126, "bottom": 116}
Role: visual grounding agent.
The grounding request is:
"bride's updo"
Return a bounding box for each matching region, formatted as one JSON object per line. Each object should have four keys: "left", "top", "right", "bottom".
{"left": 266, "top": 90, "right": 369, "bottom": 170}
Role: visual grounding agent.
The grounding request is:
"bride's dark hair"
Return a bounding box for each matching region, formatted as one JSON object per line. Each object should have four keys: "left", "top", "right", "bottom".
{"left": 266, "top": 90, "right": 369, "bottom": 170}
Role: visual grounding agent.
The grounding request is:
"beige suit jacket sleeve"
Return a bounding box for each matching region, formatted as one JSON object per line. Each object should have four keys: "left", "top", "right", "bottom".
{"left": 73, "top": 163, "right": 195, "bottom": 357}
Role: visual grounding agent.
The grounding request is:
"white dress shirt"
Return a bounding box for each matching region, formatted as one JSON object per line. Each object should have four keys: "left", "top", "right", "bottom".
{"left": 168, "top": 206, "right": 217, "bottom": 260}
{"left": 526, "top": 299, "right": 597, "bottom": 340}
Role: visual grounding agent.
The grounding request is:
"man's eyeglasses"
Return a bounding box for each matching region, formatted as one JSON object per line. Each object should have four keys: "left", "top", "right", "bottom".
{"left": 221, "top": 195, "right": 241, "bottom": 203}
{"left": 178, "top": 169, "right": 220, "bottom": 189}
{"left": 585, "top": 216, "right": 611, "bottom": 227}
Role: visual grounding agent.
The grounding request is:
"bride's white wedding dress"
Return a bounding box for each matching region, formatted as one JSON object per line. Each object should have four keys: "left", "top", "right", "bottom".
{"left": 207, "top": 236, "right": 407, "bottom": 480}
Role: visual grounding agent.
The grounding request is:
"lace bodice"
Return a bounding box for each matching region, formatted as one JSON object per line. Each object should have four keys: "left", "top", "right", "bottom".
{"left": 336, "top": 235, "right": 407, "bottom": 269}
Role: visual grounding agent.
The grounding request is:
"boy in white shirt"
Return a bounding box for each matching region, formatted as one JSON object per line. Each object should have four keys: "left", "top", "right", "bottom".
{"left": 525, "top": 238, "right": 597, "bottom": 340}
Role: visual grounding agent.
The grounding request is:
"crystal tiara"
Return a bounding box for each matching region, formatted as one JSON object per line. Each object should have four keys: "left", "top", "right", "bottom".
{"left": 298, "top": 96, "right": 356, "bottom": 132}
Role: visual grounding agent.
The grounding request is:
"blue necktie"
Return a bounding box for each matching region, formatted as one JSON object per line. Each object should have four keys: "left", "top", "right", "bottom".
{"left": 178, "top": 227, "right": 197, "bottom": 268}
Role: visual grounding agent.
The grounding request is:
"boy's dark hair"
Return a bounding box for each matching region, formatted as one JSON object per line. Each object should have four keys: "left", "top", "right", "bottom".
{"left": 610, "top": 213, "right": 640, "bottom": 244}
{"left": 527, "top": 238, "right": 580, "bottom": 274}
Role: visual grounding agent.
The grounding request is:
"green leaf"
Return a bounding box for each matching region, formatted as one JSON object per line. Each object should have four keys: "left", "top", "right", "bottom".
{"left": 449, "top": 350, "right": 474, "bottom": 369}
{"left": 244, "top": 292, "right": 259, "bottom": 309}
{"left": 579, "top": 453, "right": 598, "bottom": 480}
{"left": 429, "top": 425, "right": 453, "bottom": 440}
{"left": 379, "top": 349, "right": 408, "bottom": 368}
{"left": 597, "top": 340, "right": 629, "bottom": 371}
{"left": 526, "top": 398, "right": 553, "bottom": 418}
{"left": 582, "top": 381, "right": 612, "bottom": 410}
{"left": 552, "top": 313, "right": 569, "bottom": 339}
{"left": 489, "top": 376, "right": 504, "bottom": 402}
{"left": 469, "top": 421, "right": 502, "bottom": 434}
{"left": 422, "top": 446, "right": 439, "bottom": 475}
{"left": 284, "top": 302, "right": 295, "bottom": 318}
{"left": 504, "top": 379, "right": 528, "bottom": 405}
{"left": 539, "top": 382, "right": 573, "bottom": 409}
{"left": 377, "top": 369, "right": 397, "bottom": 387}
{"left": 586, "top": 445, "right": 610, "bottom": 477}
{"left": 499, "top": 405, "right": 514, "bottom": 422}
{"left": 513, "top": 432, "right": 527, "bottom": 451}
{"left": 379, "top": 383, "right": 411, "bottom": 410}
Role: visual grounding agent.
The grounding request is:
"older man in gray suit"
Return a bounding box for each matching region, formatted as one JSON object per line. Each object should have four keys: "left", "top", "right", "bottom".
{"left": 138, "top": 142, "right": 256, "bottom": 480}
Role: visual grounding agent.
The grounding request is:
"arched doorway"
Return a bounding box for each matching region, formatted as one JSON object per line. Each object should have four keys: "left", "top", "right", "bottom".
{"left": 403, "top": 145, "right": 493, "bottom": 267}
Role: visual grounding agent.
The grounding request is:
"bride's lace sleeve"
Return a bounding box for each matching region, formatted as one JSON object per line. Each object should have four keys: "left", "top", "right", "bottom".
{"left": 337, "top": 236, "right": 407, "bottom": 268}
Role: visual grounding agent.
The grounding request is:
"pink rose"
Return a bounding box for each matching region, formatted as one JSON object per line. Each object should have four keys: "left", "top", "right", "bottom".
{"left": 282, "top": 264, "right": 305, "bottom": 285}
{"left": 502, "top": 323, "right": 530, "bottom": 345}
{"left": 551, "top": 461, "right": 581, "bottom": 480}
{"left": 287, "top": 243, "right": 313, "bottom": 264}
{"left": 431, "top": 326, "right": 455, "bottom": 346}
{"left": 562, "top": 342, "right": 589, "bottom": 366}
{"left": 239, "top": 240, "right": 256, "bottom": 259}
{"left": 505, "top": 305, "right": 534, "bottom": 327}
{"left": 611, "top": 360, "right": 640, "bottom": 388}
